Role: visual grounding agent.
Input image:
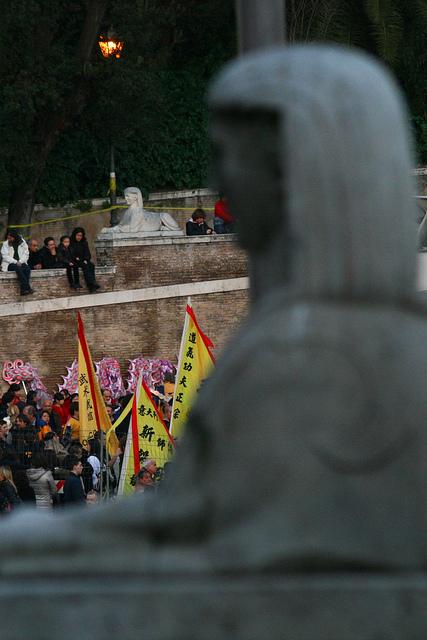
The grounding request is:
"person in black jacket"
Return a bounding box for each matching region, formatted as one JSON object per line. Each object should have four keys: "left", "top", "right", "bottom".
{"left": 57, "top": 235, "right": 80, "bottom": 289}
{"left": 27, "top": 239, "right": 42, "bottom": 270}
{"left": 70, "top": 227, "right": 100, "bottom": 294}
{"left": 11, "top": 414, "right": 39, "bottom": 468}
{"left": 63, "top": 456, "right": 86, "bottom": 505}
{"left": 0, "top": 383, "right": 20, "bottom": 420}
{"left": 0, "top": 420, "right": 19, "bottom": 470}
{"left": 186, "top": 209, "right": 214, "bottom": 236}
{"left": 39, "top": 237, "right": 61, "bottom": 269}
{"left": 0, "top": 465, "right": 22, "bottom": 511}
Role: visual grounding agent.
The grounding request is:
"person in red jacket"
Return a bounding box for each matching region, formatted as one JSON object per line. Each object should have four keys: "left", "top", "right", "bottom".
{"left": 214, "top": 194, "right": 235, "bottom": 234}
{"left": 52, "top": 393, "right": 69, "bottom": 427}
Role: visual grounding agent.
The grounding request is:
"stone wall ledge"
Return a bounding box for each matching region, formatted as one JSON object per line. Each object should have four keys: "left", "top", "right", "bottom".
{"left": 94, "top": 234, "right": 237, "bottom": 249}
{"left": 1, "top": 573, "right": 427, "bottom": 639}
{"left": 148, "top": 187, "right": 216, "bottom": 201}
{"left": 0, "top": 265, "right": 116, "bottom": 281}
{"left": 0, "top": 277, "right": 249, "bottom": 318}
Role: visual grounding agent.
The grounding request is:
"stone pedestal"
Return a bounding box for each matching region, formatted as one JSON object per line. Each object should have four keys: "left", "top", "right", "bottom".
{"left": 94, "top": 234, "right": 247, "bottom": 288}
{"left": 95, "top": 231, "right": 185, "bottom": 266}
{"left": 2, "top": 574, "right": 427, "bottom": 639}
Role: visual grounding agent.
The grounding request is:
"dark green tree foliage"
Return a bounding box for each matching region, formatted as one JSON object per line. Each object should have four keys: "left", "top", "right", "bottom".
{"left": 36, "top": 0, "right": 236, "bottom": 205}
{"left": 312, "top": 0, "right": 427, "bottom": 162}
{"left": 0, "top": 0, "right": 109, "bottom": 222}
{"left": 4, "top": 0, "right": 427, "bottom": 215}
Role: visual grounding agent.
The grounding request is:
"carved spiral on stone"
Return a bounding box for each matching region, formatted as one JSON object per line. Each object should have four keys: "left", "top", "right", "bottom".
{"left": 287, "top": 344, "right": 415, "bottom": 474}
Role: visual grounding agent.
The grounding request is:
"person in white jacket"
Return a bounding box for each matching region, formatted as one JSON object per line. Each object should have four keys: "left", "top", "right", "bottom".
{"left": 1, "top": 230, "right": 33, "bottom": 295}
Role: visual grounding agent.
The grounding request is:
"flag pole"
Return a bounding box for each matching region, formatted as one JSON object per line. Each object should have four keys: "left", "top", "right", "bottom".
{"left": 117, "top": 425, "right": 132, "bottom": 496}
{"left": 99, "top": 431, "right": 104, "bottom": 499}
{"left": 106, "top": 444, "right": 110, "bottom": 498}
{"left": 235, "top": 0, "right": 286, "bottom": 54}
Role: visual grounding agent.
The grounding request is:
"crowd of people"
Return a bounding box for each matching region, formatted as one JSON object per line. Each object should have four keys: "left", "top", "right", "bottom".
{"left": 1, "top": 226, "right": 100, "bottom": 295}
{"left": 0, "top": 374, "right": 175, "bottom": 513}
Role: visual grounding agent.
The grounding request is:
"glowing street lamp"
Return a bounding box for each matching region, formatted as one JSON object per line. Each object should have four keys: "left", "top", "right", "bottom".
{"left": 98, "top": 30, "right": 124, "bottom": 59}
{"left": 98, "top": 28, "right": 124, "bottom": 226}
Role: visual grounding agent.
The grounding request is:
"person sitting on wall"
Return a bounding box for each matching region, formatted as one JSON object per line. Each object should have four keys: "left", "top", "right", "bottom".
{"left": 27, "top": 239, "right": 42, "bottom": 270}
{"left": 39, "top": 237, "right": 61, "bottom": 269}
{"left": 69, "top": 227, "right": 100, "bottom": 294}
{"left": 186, "top": 209, "right": 215, "bottom": 236}
{"left": 57, "top": 235, "right": 80, "bottom": 290}
{"left": 214, "top": 194, "right": 235, "bottom": 234}
{"left": 1, "top": 230, "right": 33, "bottom": 295}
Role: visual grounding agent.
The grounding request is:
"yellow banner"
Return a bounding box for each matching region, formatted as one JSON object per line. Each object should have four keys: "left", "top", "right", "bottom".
{"left": 118, "top": 374, "right": 175, "bottom": 496}
{"left": 170, "top": 303, "right": 215, "bottom": 441}
{"left": 105, "top": 394, "right": 133, "bottom": 451}
{"left": 77, "top": 313, "right": 119, "bottom": 455}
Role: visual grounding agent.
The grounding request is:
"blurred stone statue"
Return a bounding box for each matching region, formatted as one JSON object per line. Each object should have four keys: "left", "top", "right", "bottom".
{"left": 100, "top": 186, "right": 182, "bottom": 236}
{"left": 0, "top": 46, "right": 425, "bottom": 639}
{"left": 201, "top": 45, "right": 424, "bottom": 572}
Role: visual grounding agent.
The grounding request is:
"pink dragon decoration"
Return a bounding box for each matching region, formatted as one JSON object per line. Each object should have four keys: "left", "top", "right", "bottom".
{"left": 126, "top": 357, "right": 176, "bottom": 394}
{"left": 2, "top": 359, "right": 50, "bottom": 407}
{"left": 2, "top": 359, "right": 48, "bottom": 393}
{"left": 58, "top": 358, "right": 126, "bottom": 399}
{"left": 57, "top": 359, "right": 78, "bottom": 395}
{"left": 95, "top": 358, "right": 125, "bottom": 399}
{"left": 2, "top": 356, "right": 176, "bottom": 400}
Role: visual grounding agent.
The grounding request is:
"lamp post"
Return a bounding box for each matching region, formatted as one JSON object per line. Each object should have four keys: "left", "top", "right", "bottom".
{"left": 98, "top": 28, "right": 124, "bottom": 226}
{"left": 235, "top": 0, "right": 286, "bottom": 54}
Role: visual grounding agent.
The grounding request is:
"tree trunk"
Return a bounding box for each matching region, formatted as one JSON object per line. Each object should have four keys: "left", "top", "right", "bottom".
{"left": 8, "top": 127, "right": 59, "bottom": 227}
{"left": 7, "top": 138, "right": 56, "bottom": 227}
{"left": 8, "top": 186, "right": 37, "bottom": 228}
{"left": 7, "top": 0, "right": 109, "bottom": 227}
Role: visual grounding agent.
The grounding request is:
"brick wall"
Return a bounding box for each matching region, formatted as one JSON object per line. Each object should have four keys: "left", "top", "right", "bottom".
{"left": 0, "top": 236, "right": 247, "bottom": 304}
{"left": 0, "top": 236, "right": 249, "bottom": 391}
{"left": 95, "top": 236, "right": 248, "bottom": 288}
{"left": 0, "top": 291, "right": 249, "bottom": 391}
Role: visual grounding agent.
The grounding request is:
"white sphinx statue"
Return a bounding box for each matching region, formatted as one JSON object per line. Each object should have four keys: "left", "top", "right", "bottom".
{"left": 100, "top": 187, "right": 183, "bottom": 236}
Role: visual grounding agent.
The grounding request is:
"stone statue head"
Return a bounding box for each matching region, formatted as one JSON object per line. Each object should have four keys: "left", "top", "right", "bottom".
{"left": 209, "top": 46, "right": 417, "bottom": 303}
{"left": 124, "top": 186, "right": 144, "bottom": 208}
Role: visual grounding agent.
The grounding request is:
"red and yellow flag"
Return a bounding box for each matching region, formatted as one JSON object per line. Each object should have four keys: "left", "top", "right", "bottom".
{"left": 118, "top": 373, "right": 175, "bottom": 496}
{"left": 77, "top": 312, "right": 119, "bottom": 454}
{"left": 170, "top": 302, "right": 215, "bottom": 441}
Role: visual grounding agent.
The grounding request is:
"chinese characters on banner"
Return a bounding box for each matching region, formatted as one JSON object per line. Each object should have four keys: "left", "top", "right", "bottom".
{"left": 118, "top": 373, "right": 175, "bottom": 496}
{"left": 77, "top": 313, "right": 119, "bottom": 454}
{"left": 170, "top": 302, "right": 215, "bottom": 441}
